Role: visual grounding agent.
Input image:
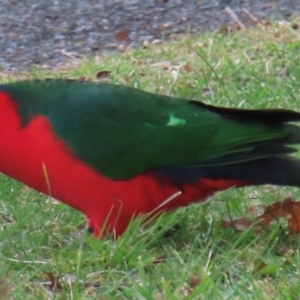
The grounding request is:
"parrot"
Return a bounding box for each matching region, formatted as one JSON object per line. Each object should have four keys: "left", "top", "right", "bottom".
{"left": 0, "top": 79, "right": 300, "bottom": 237}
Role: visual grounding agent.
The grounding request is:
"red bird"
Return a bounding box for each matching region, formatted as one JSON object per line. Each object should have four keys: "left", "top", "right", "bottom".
{"left": 0, "top": 79, "right": 300, "bottom": 237}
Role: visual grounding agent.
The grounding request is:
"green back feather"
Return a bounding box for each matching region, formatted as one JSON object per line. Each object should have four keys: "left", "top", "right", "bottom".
{"left": 1, "top": 79, "right": 300, "bottom": 179}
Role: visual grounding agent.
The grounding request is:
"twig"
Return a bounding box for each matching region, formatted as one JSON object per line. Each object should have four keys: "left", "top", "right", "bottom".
{"left": 60, "top": 50, "right": 83, "bottom": 60}
{"left": 2, "top": 257, "right": 47, "bottom": 264}
{"left": 225, "top": 7, "right": 246, "bottom": 30}
{"left": 242, "top": 8, "right": 260, "bottom": 24}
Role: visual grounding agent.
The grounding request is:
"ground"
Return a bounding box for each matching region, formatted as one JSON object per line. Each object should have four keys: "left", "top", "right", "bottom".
{"left": 1, "top": 0, "right": 300, "bottom": 70}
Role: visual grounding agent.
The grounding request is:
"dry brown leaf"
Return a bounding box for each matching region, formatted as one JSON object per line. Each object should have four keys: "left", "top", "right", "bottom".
{"left": 0, "top": 278, "right": 15, "bottom": 300}
{"left": 115, "top": 30, "right": 130, "bottom": 42}
{"left": 124, "top": 76, "right": 131, "bottom": 84}
{"left": 292, "top": 23, "right": 299, "bottom": 30}
{"left": 96, "top": 70, "right": 111, "bottom": 79}
{"left": 201, "top": 87, "right": 210, "bottom": 97}
{"left": 182, "top": 63, "right": 192, "bottom": 72}
{"left": 43, "top": 272, "right": 96, "bottom": 292}
{"left": 253, "top": 260, "right": 268, "bottom": 274}
{"left": 79, "top": 76, "right": 90, "bottom": 81}
{"left": 133, "top": 59, "right": 146, "bottom": 66}
{"left": 152, "top": 256, "right": 165, "bottom": 264}
{"left": 248, "top": 206, "right": 256, "bottom": 215}
{"left": 181, "top": 274, "right": 202, "bottom": 297}
{"left": 264, "top": 20, "right": 273, "bottom": 27}
{"left": 218, "top": 26, "right": 229, "bottom": 35}
{"left": 258, "top": 197, "right": 300, "bottom": 234}
{"left": 1, "top": 214, "right": 13, "bottom": 223}
{"left": 45, "top": 273, "right": 62, "bottom": 292}
{"left": 189, "top": 275, "right": 201, "bottom": 288}
{"left": 218, "top": 23, "right": 243, "bottom": 35}
{"left": 222, "top": 197, "right": 300, "bottom": 235}
{"left": 262, "top": 3, "right": 273, "bottom": 9}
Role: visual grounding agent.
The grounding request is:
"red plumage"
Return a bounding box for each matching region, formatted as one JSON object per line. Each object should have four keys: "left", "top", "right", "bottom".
{"left": 0, "top": 91, "right": 243, "bottom": 237}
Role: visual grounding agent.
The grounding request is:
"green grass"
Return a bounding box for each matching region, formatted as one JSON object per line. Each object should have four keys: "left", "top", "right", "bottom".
{"left": 1, "top": 21, "right": 300, "bottom": 299}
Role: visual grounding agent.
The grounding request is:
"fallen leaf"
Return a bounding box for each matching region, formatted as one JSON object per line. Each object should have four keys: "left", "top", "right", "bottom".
{"left": 124, "top": 76, "right": 131, "bottom": 84}
{"left": 231, "top": 23, "right": 243, "bottom": 32}
{"left": 96, "top": 70, "right": 111, "bottom": 79}
{"left": 262, "top": 3, "right": 273, "bottom": 9}
{"left": 42, "top": 272, "right": 96, "bottom": 292}
{"left": 255, "top": 260, "right": 279, "bottom": 276}
{"left": 79, "top": 76, "right": 90, "bottom": 81}
{"left": 181, "top": 274, "right": 202, "bottom": 297}
{"left": 258, "top": 197, "right": 300, "bottom": 234}
{"left": 222, "top": 197, "right": 300, "bottom": 235}
{"left": 264, "top": 20, "right": 273, "bottom": 27}
{"left": 248, "top": 206, "right": 256, "bottom": 215}
{"left": 152, "top": 256, "right": 165, "bottom": 264}
{"left": 1, "top": 214, "right": 13, "bottom": 223}
{"left": 201, "top": 87, "right": 210, "bottom": 97}
{"left": 115, "top": 30, "right": 130, "bottom": 42}
{"left": 132, "top": 59, "right": 145, "bottom": 66}
{"left": 218, "top": 26, "right": 230, "bottom": 35}
{"left": 45, "top": 273, "right": 62, "bottom": 292}
{"left": 253, "top": 259, "right": 268, "bottom": 274}
{"left": 0, "top": 278, "right": 15, "bottom": 299}
{"left": 189, "top": 275, "right": 201, "bottom": 288}
{"left": 182, "top": 63, "right": 192, "bottom": 72}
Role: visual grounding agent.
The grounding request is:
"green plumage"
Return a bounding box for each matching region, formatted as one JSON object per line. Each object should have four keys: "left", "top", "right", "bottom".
{"left": 2, "top": 79, "right": 300, "bottom": 180}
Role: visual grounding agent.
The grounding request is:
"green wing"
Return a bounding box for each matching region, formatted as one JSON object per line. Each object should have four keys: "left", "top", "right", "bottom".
{"left": 3, "top": 80, "right": 300, "bottom": 179}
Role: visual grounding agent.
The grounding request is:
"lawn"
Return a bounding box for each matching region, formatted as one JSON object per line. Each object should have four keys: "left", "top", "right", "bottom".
{"left": 1, "top": 20, "right": 300, "bottom": 299}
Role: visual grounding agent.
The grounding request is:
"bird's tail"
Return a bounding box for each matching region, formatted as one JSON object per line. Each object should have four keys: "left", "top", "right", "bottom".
{"left": 201, "top": 156, "right": 300, "bottom": 187}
